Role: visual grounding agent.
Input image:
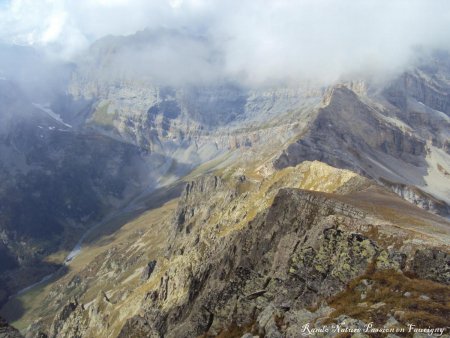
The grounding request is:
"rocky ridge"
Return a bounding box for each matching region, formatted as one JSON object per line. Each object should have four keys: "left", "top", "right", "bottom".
{"left": 274, "top": 80, "right": 450, "bottom": 216}
{"left": 25, "top": 161, "right": 450, "bottom": 338}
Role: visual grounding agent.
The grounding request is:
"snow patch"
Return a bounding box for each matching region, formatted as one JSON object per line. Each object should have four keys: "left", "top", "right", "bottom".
{"left": 421, "top": 145, "right": 450, "bottom": 204}
{"left": 416, "top": 101, "right": 449, "bottom": 121}
{"left": 32, "top": 103, "right": 72, "bottom": 128}
{"left": 366, "top": 156, "right": 398, "bottom": 176}
{"left": 379, "top": 114, "right": 412, "bottom": 131}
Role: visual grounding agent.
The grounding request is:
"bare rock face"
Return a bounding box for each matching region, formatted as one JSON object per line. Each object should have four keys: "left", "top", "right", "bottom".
{"left": 274, "top": 81, "right": 450, "bottom": 216}
{"left": 141, "top": 260, "right": 157, "bottom": 281}
{"left": 116, "top": 316, "right": 158, "bottom": 338}
{"left": 384, "top": 66, "right": 450, "bottom": 117}
{"left": 385, "top": 179, "right": 450, "bottom": 215}
{"left": 61, "top": 29, "right": 325, "bottom": 183}
{"left": 275, "top": 86, "right": 426, "bottom": 169}
{"left": 383, "top": 60, "right": 450, "bottom": 153}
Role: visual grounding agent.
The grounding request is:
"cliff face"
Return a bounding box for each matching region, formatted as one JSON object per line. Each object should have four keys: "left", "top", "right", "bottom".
{"left": 27, "top": 162, "right": 450, "bottom": 338}
{"left": 66, "top": 74, "right": 322, "bottom": 167}
{"left": 383, "top": 64, "right": 450, "bottom": 153}
{"left": 274, "top": 78, "right": 450, "bottom": 215}
{"left": 384, "top": 57, "right": 450, "bottom": 118}
{"left": 275, "top": 86, "right": 426, "bottom": 170}
{"left": 60, "top": 30, "right": 324, "bottom": 175}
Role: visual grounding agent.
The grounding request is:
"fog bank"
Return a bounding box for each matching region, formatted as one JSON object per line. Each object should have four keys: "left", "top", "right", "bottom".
{"left": 1, "top": 0, "right": 450, "bottom": 86}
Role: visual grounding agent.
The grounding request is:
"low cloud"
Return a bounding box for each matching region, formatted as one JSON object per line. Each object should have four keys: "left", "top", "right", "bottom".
{"left": 1, "top": 0, "right": 450, "bottom": 87}
{"left": 0, "top": 44, "right": 71, "bottom": 102}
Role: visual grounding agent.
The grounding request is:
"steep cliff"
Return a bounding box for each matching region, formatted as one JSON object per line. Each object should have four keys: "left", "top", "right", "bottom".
{"left": 274, "top": 78, "right": 450, "bottom": 215}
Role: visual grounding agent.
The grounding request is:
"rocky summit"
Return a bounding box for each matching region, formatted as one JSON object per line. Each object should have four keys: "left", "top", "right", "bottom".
{"left": 0, "top": 25, "right": 449, "bottom": 338}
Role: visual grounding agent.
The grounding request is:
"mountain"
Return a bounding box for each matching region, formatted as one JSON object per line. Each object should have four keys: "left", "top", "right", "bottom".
{"left": 0, "top": 35, "right": 323, "bottom": 310}
{"left": 62, "top": 33, "right": 450, "bottom": 216}
{"left": 15, "top": 161, "right": 450, "bottom": 337}
{"left": 0, "top": 33, "right": 449, "bottom": 337}
{"left": 0, "top": 78, "right": 163, "bottom": 305}
{"left": 274, "top": 83, "right": 450, "bottom": 214}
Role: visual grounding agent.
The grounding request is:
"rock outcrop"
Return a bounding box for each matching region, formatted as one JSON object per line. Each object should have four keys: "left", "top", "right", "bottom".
{"left": 141, "top": 260, "right": 157, "bottom": 281}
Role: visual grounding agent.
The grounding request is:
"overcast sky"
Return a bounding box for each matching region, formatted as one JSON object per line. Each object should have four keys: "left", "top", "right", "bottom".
{"left": 1, "top": 0, "right": 450, "bottom": 86}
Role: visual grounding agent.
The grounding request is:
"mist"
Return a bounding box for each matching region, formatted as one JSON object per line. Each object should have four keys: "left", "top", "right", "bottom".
{"left": 1, "top": 0, "right": 450, "bottom": 87}
{"left": 0, "top": 44, "right": 71, "bottom": 102}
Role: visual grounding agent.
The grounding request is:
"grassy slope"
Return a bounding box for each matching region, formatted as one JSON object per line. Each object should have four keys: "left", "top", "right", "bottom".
{"left": 0, "top": 198, "right": 178, "bottom": 332}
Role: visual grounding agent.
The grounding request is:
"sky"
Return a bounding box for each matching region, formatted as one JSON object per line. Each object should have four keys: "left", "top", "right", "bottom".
{"left": 1, "top": 0, "right": 450, "bottom": 86}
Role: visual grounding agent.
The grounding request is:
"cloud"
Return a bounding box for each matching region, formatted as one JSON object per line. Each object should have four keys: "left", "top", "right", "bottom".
{"left": 0, "top": 43, "right": 72, "bottom": 102}
{"left": 76, "top": 28, "right": 224, "bottom": 87}
{"left": 0, "top": 0, "right": 450, "bottom": 86}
